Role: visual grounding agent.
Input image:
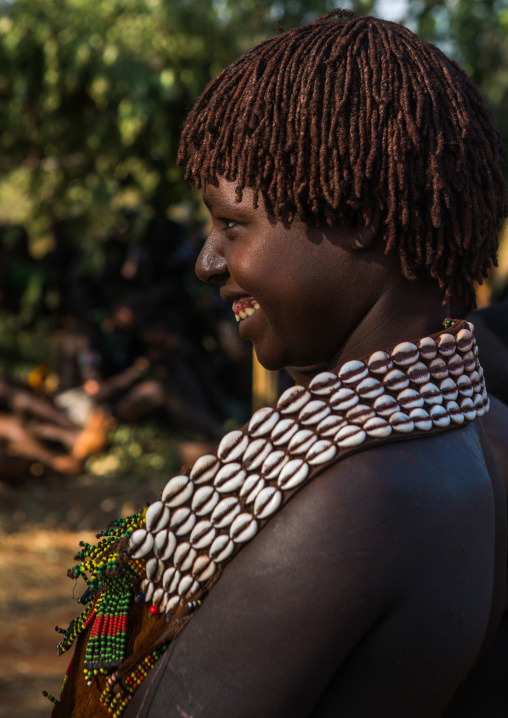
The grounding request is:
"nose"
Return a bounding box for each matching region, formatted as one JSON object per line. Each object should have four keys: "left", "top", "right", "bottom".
{"left": 195, "top": 234, "right": 229, "bottom": 284}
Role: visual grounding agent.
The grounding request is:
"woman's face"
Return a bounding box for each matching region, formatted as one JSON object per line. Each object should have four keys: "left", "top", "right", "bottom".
{"left": 196, "top": 178, "right": 384, "bottom": 371}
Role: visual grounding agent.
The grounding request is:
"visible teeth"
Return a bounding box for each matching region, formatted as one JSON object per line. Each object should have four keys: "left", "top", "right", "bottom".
{"left": 235, "top": 302, "right": 259, "bottom": 321}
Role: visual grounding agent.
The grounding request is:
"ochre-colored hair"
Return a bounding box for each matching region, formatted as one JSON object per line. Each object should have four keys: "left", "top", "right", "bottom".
{"left": 178, "top": 10, "right": 507, "bottom": 307}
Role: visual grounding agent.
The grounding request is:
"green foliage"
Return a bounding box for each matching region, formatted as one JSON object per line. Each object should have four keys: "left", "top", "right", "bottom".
{"left": 0, "top": 0, "right": 505, "bottom": 253}
{"left": 86, "top": 421, "right": 181, "bottom": 485}
{"left": 407, "top": 0, "right": 508, "bottom": 180}
{"left": 0, "top": 0, "right": 371, "bottom": 249}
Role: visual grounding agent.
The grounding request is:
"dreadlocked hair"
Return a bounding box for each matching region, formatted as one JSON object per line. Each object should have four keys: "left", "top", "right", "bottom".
{"left": 178, "top": 9, "right": 507, "bottom": 308}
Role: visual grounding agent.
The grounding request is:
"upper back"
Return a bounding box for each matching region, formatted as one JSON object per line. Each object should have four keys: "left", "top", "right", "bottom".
{"left": 126, "top": 420, "right": 507, "bottom": 718}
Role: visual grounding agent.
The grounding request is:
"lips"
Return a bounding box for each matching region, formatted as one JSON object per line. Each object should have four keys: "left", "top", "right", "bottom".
{"left": 232, "top": 296, "right": 260, "bottom": 322}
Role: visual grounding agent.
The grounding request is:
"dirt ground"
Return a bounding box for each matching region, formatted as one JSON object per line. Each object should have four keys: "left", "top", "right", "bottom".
{"left": 0, "top": 446, "right": 208, "bottom": 718}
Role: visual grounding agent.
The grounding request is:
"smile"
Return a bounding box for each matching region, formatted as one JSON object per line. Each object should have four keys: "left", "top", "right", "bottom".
{"left": 233, "top": 296, "right": 260, "bottom": 322}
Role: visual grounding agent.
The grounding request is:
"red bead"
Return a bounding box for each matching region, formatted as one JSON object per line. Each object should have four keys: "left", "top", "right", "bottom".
{"left": 149, "top": 605, "right": 159, "bottom": 615}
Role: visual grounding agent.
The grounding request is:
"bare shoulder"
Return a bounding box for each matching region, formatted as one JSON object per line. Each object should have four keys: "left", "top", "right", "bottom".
{"left": 288, "top": 422, "right": 496, "bottom": 564}
{"left": 127, "top": 424, "right": 498, "bottom": 718}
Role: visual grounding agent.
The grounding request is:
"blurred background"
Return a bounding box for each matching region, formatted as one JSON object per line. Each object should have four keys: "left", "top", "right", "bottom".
{"left": 0, "top": 0, "right": 506, "bottom": 715}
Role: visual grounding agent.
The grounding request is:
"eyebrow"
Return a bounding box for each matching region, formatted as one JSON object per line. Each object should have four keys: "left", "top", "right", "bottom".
{"left": 203, "top": 195, "right": 249, "bottom": 216}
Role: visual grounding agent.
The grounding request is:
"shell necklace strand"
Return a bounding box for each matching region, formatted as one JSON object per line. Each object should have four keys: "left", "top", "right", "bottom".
{"left": 45, "top": 319, "right": 488, "bottom": 716}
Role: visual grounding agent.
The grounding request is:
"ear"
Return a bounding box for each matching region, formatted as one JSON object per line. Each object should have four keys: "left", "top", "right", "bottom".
{"left": 351, "top": 206, "right": 382, "bottom": 250}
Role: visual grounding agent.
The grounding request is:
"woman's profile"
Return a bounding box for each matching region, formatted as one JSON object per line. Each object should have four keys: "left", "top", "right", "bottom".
{"left": 47, "top": 10, "right": 508, "bottom": 717}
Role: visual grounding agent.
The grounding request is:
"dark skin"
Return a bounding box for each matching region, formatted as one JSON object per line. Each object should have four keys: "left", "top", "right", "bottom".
{"left": 124, "top": 179, "right": 508, "bottom": 717}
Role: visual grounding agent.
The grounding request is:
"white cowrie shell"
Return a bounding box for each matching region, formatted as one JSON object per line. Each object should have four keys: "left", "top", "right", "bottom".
{"left": 418, "top": 336, "right": 437, "bottom": 360}
{"left": 277, "top": 459, "right": 309, "bottom": 490}
{"left": 217, "top": 430, "right": 249, "bottom": 463}
{"left": 144, "top": 580, "right": 155, "bottom": 603}
{"left": 299, "top": 399, "right": 330, "bottom": 425}
{"left": 152, "top": 587, "right": 165, "bottom": 608}
{"left": 389, "top": 411, "right": 415, "bottom": 433}
{"left": 161, "top": 475, "right": 194, "bottom": 507}
{"left": 335, "top": 424, "right": 366, "bottom": 448}
{"left": 461, "top": 350, "right": 476, "bottom": 372}
{"left": 159, "top": 591, "right": 170, "bottom": 614}
{"left": 254, "top": 486, "right": 282, "bottom": 519}
{"left": 178, "top": 575, "right": 200, "bottom": 598}
{"left": 146, "top": 557, "right": 164, "bottom": 582}
{"left": 410, "top": 407, "right": 432, "bottom": 431}
{"left": 162, "top": 567, "right": 181, "bottom": 593}
{"left": 368, "top": 350, "right": 393, "bottom": 374}
{"left": 338, "top": 359, "right": 368, "bottom": 384}
{"left": 383, "top": 369, "right": 410, "bottom": 391}
{"left": 271, "top": 418, "right": 298, "bottom": 446}
{"left": 170, "top": 507, "right": 196, "bottom": 536}
{"left": 397, "top": 388, "right": 424, "bottom": 410}
{"left": 430, "top": 404, "right": 450, "bottom": 428}
{"left": 230, "top": 513, "right": 258, "bottom": 543}
{"left": 474, "top": 393, "right": 486, "bottom": 416}
{"left": 429, "top": 357, "right": 448, "bottom": 380}
{"left": 316, "top": 414, "right": 346, "bottom": 438}
{"left": 420, "top": 382, "right": 443, "bottom": 405}
{"left": 469, "top": 370, "right": 481, "bottom": 392}
{"left": 406, "top": 362, "right": 430, "bottom": 385}
{"left": 209, "top": 534, "right": 235, "bottom": 563}
{"left": 239, "top": 474, "right": 265, "bottom": 504}
{"left": 373, "top": 394, "right": 399, "bottom": 416}
{"left": 391, "top": 342, "right": 419, "bottom": 366}
{"left": 446, "top": 401, "right": 464, "bottom": 424}
{"left": 364, "top": 416, "right": 392, "bottom": 438}
{"left": 145, "top": 502, "right": 170, "bottom": 533}
{"left": 437, "top": 333, "right": 456, "bottom": 357}
{"left": 439, "top": 377, "right": 458, "bottom": 401}
{"left": 192, "top": 555, "right": 217, "bottom": 583}
{"left": 154, "top": 529, "right": 177, "bottom": 561}
{"left": 447, "top": 354, "right": 464, "bottom": 376}
{"left": 129, "top": 529, "right": 154, "bottom": 559}
{"left": 329, "top": 387, "right": 359, "bottom": 411}
{"left": 456, "top": 328, "right": 473, "bottom": 353}
{"left": 277, "top": 386, "right": 311, "bottom": 414}
{"left": 211, "top": 497, "right": 241, "bottom": 529}
{"left": 140, "top": 577, "right": 150, "bottom": 594}
{"left": 288, "top": 429, "right": 317, "bottom": 454}
{"left": 249, "top": 407, "right": 280, "bottom": 436}
{"left": 460, "top": 397, "right": 476, "bottom": 421}
{"left": 190, "top": 519, "right": 216, "bottom": 549}
{"left": 214, "top": 463, "right": 247, "bottom": 493}
{"left": 306, "top": 439, "right": 337, "bottom": 466}
{"left": 466, "top": 321, "right": 475, "bottom": 334}
{"left": 356, "top": 377, "right": 384, "bottom": 399}
{"left": 166, "top": 595, "right": 181, "bottom": 613}
{"left": 261, "top": 450, "right": 288, "bottom": 480}
{"left": 173, "top": 542, "right": 197, "bottom": 572}
{"left": 346, "top": 403, "right": 375, "bottom": 425}
{"left": 190, "top": 454, "right": 220, "bottom": 485}
{"left": 309, "top": 371, "right": 341, "bottom": 395}
{"left": 192, "top": 486, "right": 220, "bottom": 516}
{"left": 243, "top": 438, "right": 272, "bottom": 470}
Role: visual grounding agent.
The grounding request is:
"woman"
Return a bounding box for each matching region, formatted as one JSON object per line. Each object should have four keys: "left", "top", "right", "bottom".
{"left": 48, "top": 10, "right": 508, "bottom": 717}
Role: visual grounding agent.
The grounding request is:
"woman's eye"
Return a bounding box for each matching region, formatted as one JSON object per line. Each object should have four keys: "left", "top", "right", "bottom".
{"left": 219, "top": 218, "right": 238, "bottom": 231}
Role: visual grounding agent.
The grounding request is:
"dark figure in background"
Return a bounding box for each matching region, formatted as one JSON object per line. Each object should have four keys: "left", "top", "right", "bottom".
{"left": 56, "top": 214, "right": 250, "bottom": 441}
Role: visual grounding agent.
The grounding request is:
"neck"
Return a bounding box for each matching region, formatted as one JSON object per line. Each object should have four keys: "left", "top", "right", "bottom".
{"left": 287, "top": 277, "right": 467, "bottom": 385}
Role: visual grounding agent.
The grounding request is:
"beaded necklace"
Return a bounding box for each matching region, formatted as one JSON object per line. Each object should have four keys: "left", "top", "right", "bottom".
{"left": 45, "top": 319, "right": 488, "bottom": 716}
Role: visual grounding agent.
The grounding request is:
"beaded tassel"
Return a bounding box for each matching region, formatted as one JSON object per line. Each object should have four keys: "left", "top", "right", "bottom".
{"left": 45, "top": 509, "right": 148, "bottom": 709}
{"left": 101, "top": 643, "right": 170, "bottom": 717}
